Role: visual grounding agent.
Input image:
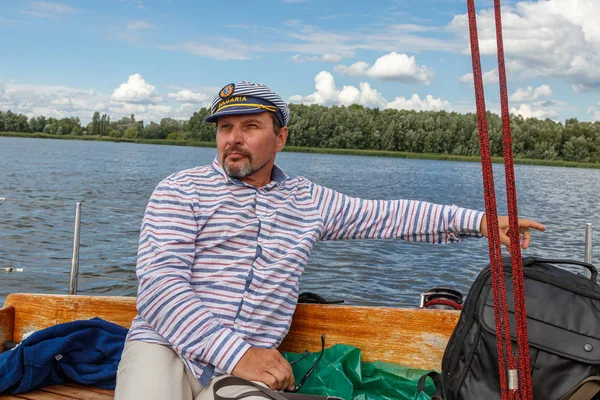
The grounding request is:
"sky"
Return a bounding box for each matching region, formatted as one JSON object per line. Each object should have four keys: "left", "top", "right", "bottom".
{"left": 1, "top": 0, "right": 599, "bottom": 125}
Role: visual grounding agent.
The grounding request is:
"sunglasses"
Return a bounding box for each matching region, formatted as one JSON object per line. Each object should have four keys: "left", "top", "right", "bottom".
{"left": 286, "top": 334, "right": 326, "bottom": 393}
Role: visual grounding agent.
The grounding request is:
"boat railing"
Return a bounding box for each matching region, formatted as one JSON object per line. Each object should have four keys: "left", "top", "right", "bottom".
{"left": 0, "top": 198, "right": 595, "bottom": 298}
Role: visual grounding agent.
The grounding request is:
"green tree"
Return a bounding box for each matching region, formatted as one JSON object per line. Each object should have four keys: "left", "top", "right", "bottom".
{"left": 29, "top": 116, "right": 46, "bottom": 132}
{"left": 91, "top": 112, "right": 100, "bottom": 136}
{"left": 123, "top": 126, "right": 138, "bottom": 138}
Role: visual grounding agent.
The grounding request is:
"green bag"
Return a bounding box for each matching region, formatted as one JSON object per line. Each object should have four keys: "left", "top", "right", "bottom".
{"left": 282, "top": 344, "right": 435, "bottom": 400}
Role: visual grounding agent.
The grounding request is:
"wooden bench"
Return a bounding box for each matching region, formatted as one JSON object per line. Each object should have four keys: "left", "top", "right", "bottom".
{"left": 0, "top": 293, "right": 460, "bottom": 399}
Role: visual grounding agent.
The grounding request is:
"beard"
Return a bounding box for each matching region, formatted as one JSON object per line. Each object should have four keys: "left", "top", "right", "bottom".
{"left": 222, "top": 149, "right": 254, "bottom": 178}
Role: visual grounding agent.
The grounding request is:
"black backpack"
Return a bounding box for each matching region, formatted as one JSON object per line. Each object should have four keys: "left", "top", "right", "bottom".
{"left": 429, "top": 257, "right": 600, "bottom": 400}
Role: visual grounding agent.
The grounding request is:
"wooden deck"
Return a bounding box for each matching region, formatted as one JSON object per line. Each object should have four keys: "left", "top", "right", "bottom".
{"left": 0, "top": 383, "right": 114, "bottom": 399}
{"left": 0, "top": 293, "right": 460, "bottom": 399}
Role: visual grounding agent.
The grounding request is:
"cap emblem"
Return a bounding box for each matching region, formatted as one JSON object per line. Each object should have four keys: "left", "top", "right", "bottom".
{"left": 219, "top": 83, "right": 235, "bottom": 99}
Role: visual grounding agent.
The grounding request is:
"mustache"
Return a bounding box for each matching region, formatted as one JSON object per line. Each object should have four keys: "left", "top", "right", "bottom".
{"left": 223, "top": 147, "right": 251, "bottom": 158}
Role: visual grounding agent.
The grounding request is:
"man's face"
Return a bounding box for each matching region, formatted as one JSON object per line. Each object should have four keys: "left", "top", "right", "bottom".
{"left": 216, "top": 112, "right": 287, "bottom": 185}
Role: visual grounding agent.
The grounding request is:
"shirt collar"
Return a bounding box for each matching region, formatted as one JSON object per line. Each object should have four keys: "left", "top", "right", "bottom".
{"left": 211, "top": 157, "right": 289, "bottom": 188}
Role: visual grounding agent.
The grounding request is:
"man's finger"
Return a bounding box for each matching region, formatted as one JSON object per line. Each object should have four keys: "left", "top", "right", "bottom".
{"left": 499, "top": 230, "right": 511, "bottom": 248}
{"left": 519, "top": 219, "right": 547, "bottom": 232}
{"left": 283, "top": 360, "right": 295, "bottom": 391}
{"left": 521, "top": 230, "right": 531, "bottom": 249}
{"left": 261, "top": 371, "right": 279, "bottom": 390}
{"left": 274, "top": 353, "right": 294, "bottom": 390}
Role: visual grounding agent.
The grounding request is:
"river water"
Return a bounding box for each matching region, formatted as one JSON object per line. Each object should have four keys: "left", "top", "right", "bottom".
{"left": 1, "top": 137, "right": 598, "bottom": 307}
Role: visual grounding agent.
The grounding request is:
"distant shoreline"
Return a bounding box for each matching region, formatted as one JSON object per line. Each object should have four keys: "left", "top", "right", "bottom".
{"left": 3, "top": 131, "right": 599, "bottom": 169}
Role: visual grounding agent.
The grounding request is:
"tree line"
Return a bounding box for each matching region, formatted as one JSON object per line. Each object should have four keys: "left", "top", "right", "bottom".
{"left": 1, "top": 105, "right": 599, "bottom": 162}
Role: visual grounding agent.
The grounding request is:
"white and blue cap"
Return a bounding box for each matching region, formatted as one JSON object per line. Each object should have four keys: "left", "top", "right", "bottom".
{"left": 205, "top": 81, "right": 290, "bottom": 127}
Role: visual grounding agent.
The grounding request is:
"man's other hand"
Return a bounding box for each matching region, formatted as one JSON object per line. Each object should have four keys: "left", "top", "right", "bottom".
{"left": 231, "top": 347, "right": 294, "bottom": 391}
{"left": 480, "top": 215, "right": 547, "bottom": 251}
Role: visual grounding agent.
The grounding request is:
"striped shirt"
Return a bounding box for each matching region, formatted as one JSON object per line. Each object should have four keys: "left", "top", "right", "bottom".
{"left": 126, "top": 158, "right": 484, "bottom": 386}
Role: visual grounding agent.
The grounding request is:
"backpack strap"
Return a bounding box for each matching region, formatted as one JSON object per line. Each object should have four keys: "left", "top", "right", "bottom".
{"left": 417, "top": 371, "right": 443, "bottom": 400}
{"left": 213, "top": 376, "right": 342, "bottom": 400}
{"left": 561, "top": 376, "right": 600, "bottom": 400}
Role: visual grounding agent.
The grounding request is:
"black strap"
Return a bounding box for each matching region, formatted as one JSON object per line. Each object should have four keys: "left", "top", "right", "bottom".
{"left": 297, "top": 292, "right": 344, "bottom": 304}
{"left": 418, "top": 371, "right": 441, "bottom": 393}
{"left": 213, "top": 376, "right": 342, "bottom": 400}
{"left": 561, "top": 376, "right": 600, "bottom": 400}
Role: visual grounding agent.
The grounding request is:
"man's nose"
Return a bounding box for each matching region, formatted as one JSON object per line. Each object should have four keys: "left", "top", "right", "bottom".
{"left": 227, "top": 125, "right": 244, "bottom": 144}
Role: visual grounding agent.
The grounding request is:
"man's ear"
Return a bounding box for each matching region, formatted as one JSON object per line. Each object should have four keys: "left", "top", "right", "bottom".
{"left": 275, "top": 127, "right": 288, "bottom": 152}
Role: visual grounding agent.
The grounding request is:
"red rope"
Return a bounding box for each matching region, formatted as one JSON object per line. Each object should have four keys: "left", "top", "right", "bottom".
{"left": 493, "top": 0, "right": 533, "bottom": 398}
{"left": 423, "top": 299, "right": 463, "bottom": 310}
{"left": 466, "top": 1, "right": 523, "bottom": 399}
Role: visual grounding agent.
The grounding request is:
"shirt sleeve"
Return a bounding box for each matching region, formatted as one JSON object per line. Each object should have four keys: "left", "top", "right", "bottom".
{"left": 310, "top": 182, "right": 484, "bottom": 243}
{"left": 135, "top": 177, "right": 251, "bottom": 374}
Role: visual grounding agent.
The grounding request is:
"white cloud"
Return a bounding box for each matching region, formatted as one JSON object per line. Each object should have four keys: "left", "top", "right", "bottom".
{"left": 0, "top": 76, "right": 199, "bottom": 124}
{"left": 127, "top": 20, "right": 152, "bottom": 31}
{"left": 278, "top": 23, "right": 451, "bottom": 64}
{"left": 111, "top": 74, "right": 162, "bottom": 104}
{"left": 167, "top": 90, "right": 209, "bottom": 103}
{"left": 509, "top": 84, "right": 552, "bottom": 102}
{"left": 289, "top": 71, "right": 451, "bottom": 112}
{"left": 0, "top": 81, "right": 108, "bottom": 121}
{"left": 151, "top": 19, "right": 448, "bottom": 63}
{"left": 289, "top": 71, "right": 386, "bottom": 108}
{"left": 158, "top": 39, "right": 265, "bottom": 61}
{"left": 458, "top": 69, "right": 499, "bottom": 85}
{"left": 334, "top": 52, "right": 433, "bottom": 84}
{"left": 178, "top": 103, "right": 197, "bottom": 112}
{"left": 22, "top": 2, "right": 76, "bottom": 18}
{"left": 291, "top": 53, "right": 343, "bottom": 63}
{"left": 449, "top": 0, "right": 600, "bottom": 92}
{"left": 510, "top": 102, "right": 561, "bottom": 120}
{"left": 386, "top": 94, "right": 451, "bottom": 112}
{"left": 119, "top": 0, "right": 145, "bottom": 8}
{"left": 588, "top": 105, "right": 600, "bottom": 121}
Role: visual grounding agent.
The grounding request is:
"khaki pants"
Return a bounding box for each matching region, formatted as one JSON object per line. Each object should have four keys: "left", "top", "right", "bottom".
{"left": 115, "top": 340, "right": 269, "bottom": 400}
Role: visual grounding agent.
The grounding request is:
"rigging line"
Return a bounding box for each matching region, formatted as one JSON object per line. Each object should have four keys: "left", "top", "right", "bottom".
{"left": 466, "top": 0, "right": 513, "bottom": 398}
{"left": 493, "top": 0, "right": 533, "bottom": 395}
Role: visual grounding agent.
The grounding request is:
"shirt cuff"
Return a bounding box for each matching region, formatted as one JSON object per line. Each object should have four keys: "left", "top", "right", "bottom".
{"left": 203, "top": 328, "right": 252, "bottom": 374}
{"left": 459, "top": 208, "right": 485, "bottom": 237}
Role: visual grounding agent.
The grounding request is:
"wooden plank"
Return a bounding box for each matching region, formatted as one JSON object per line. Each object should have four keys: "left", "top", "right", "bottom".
{"left": 279, "top": 304, "right": 459, "bottom": 371}
{"left": 2, "top": 293, "right": 459, "bottom": 371}
{"left": 3, "top": 294, "right": 137, "bottom": 342}
{"left": 0, "top": 385, "right": 115, "bottom": 400}
{"left": 7, "top": 391, "right": 78, "bottom": 400}
{"left": 41, "top": 385, "right": 112, "bottom": 400}
{"left": 63, "top": 384, "right": 114, "bottom": 396}
{"left": 0, "top": 305, "right": 15, "bottom": 353}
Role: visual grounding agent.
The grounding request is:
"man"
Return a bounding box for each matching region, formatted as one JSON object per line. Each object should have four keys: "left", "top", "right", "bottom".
{"left": 115, "top": 81, "right": 546, "bottom": 400}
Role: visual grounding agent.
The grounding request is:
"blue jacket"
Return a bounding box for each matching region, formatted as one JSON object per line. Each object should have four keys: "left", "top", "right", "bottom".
{"left": 0, "top": 318, "right": 127, "bottom": 393}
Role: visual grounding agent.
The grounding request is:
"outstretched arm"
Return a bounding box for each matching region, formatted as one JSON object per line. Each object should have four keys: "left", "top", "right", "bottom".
{"left": 479, "top": 215, "right": 547, "bottom": 250}
{"left": 310, "top": 182, "right": 483, "bottom": 243}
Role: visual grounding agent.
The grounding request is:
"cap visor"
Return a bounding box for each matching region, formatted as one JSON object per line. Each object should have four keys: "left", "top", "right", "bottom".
{"left": 205, "top": 107, "right": 271, "bottom": 123}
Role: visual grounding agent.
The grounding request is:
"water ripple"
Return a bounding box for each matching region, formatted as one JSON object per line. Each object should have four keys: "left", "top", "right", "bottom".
{"left": 1, "top": 137, "right": 598, "bottom": 306}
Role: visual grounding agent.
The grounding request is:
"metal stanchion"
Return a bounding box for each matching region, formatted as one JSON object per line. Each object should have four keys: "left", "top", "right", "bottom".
{"left": 585, "top": 223, "right": 593, "bottom": 263}
{"left": 69, "top": 202, "right": 82, "bottom": 295}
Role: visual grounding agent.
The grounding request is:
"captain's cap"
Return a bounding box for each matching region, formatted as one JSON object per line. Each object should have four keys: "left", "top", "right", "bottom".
{"left": 206, "top": 81, "right": 290, "bottom": 127}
